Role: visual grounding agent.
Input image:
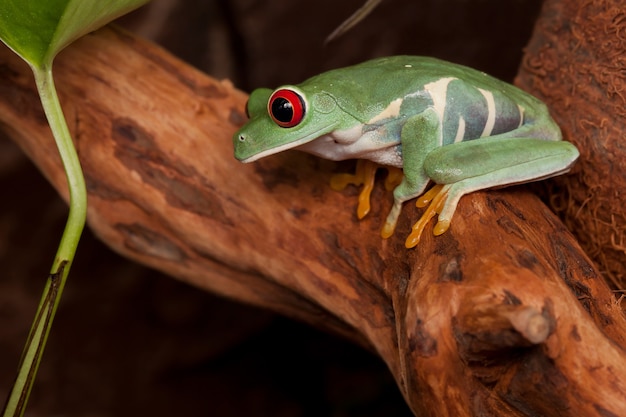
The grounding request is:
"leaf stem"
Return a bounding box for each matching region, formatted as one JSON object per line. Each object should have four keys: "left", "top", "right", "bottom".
{"left": 2, "top": 65, "right": 87, "bottom": 417}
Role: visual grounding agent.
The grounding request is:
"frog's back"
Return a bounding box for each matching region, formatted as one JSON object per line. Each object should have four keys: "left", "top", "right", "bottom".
{"left": 300, "top": 56, "right": 543, "bottom": 123}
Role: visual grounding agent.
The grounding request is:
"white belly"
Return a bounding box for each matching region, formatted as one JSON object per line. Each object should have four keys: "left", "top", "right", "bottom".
{"left": 295, "top": 126, "right": 403, "bottom": 168}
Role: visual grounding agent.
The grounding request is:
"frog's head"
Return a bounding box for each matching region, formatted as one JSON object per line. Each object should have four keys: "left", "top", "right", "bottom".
{"left": 233, "top": 85, "right": 346, "bottom": 163}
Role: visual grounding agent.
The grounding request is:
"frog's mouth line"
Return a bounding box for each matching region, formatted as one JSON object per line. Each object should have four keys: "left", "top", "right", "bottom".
{"left": 239, "top": 122, "right": 339, "bottom": 163}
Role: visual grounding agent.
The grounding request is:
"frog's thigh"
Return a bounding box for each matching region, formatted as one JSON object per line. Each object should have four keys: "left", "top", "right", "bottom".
{"left": 423, "top": 137, "right": 578, "bottom": 222}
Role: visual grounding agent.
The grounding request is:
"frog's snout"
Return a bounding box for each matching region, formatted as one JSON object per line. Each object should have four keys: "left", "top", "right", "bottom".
{"left": 232, "top": 131, "right": 249, "bottom": 162}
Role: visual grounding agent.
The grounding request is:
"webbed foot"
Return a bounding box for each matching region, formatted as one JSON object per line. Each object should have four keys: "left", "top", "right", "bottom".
{"left": 330, "top": 159, "right": 377, "bottom": 219}
{"left": 330, "top": 160, "right": 403, "bottom": 220}
{"left": 332, "top": 160, "right": 453, "bottom": 248}
{"left": 405, "top": 184, "right": 452, "bottom": 248}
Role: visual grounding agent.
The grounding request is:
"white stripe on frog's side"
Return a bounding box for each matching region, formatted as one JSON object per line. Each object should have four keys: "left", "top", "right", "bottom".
{"left": 453, "top": 117, "right": 466, "bottom": 143}
{"left": 368, "top": 98, "right": 403, "bottom": 124}
{"left": 424, "top": 77, "right": 455, "bottom": 146}
{"left": 517, "top": 104, "right": 525, "bottom": 129}
{"left": 477, "top": 88, "right": 496, "bottom": 137}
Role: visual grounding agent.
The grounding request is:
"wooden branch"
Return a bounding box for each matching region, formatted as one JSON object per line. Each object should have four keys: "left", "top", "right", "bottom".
{"left": 1, "top": 26, "right": 625, "bottom": 416}
{"left": 515, "top": 0, "right": 626, "bottom": 287}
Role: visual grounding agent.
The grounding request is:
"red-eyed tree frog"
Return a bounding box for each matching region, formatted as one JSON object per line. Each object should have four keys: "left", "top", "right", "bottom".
{"left": 233, "top": 56, "right": 579, "bottom": 248}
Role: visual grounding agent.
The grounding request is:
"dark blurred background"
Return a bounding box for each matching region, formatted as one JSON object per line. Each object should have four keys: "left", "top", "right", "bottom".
{"left": 0, "top": 0, "right": 543, "bottom": 415}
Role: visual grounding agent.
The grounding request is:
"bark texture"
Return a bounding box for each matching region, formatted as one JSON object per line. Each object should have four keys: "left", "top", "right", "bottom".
{"left": 1, "top": 25, "right": 625, "bottom": 416}
{"left": 516, "top": 0, "right": 626, "bottom": 288}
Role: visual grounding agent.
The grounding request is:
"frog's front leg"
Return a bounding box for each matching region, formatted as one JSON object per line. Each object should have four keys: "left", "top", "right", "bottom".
{"left": 330, "top": 159, "right": 379, "bottom": 219}
{"left": 381, "top": 108, "right": 441, "bottom": 239}
{"left": 331, "top": 160, "right": 403, "bottom": 220}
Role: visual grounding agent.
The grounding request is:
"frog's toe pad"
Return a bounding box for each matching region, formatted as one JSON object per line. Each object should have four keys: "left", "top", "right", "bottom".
{"left": 433, "top": 219, "right": 450, "bottom": 236}
{"left": 381, "top": 222, "right": 396, "bottom": 239}
{"left": 404, "top": 209, "right": 438, "bottom": 248}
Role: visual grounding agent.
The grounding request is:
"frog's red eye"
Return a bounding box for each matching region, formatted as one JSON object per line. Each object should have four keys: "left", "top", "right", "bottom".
{"left": 268, "top": 89, "right": 305, "bottom": 128}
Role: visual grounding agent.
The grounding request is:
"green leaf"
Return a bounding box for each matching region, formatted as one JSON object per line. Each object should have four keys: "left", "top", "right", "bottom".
{"left": 0, "top": 0, "right": 150, "bottom": 68}
{"left": 0, "top": 1, "right": 150, "bottom": 415}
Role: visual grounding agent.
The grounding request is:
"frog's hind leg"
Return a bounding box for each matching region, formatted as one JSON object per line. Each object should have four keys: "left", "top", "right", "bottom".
{"left": 421, "top": 137, "right": 579, "bottom": 243}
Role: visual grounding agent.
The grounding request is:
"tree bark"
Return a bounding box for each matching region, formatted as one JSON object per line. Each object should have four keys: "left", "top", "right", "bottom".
{"left": 516, "top": 0, "right": 626, "bottom": 288}
{"left": 1, "top": 26, "right": 625, "bottom": 416}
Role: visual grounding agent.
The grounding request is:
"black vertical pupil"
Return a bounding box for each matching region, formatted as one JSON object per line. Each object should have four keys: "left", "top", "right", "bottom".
{"left": 271, "top": 98, "right": 294, "bottom": 123}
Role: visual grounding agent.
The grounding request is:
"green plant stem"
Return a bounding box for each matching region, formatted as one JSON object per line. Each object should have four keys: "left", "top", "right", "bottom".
{"left": 2, "top": 65, "right": 87, "bottom": 417}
